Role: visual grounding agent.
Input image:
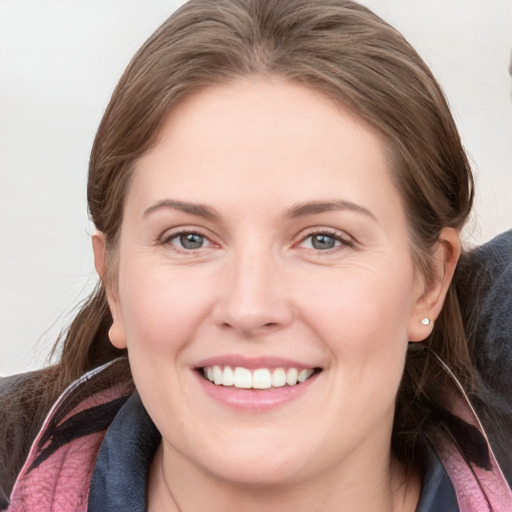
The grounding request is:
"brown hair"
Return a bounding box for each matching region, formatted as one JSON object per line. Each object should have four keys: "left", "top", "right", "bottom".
{"left": 10, "top": 0, "right": 482, "bottom": 475}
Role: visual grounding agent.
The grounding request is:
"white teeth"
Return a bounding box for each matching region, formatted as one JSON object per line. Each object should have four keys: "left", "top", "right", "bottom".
{"left": 222, "top": 366, "right": 234, "bottom": 386}
{"left": 234, "top": 367, "right": 252, "bottom": 388}
{"left": 202, "top": 365, "right": 316, "bottom": 389}
{"left": 271, "top": 368, "right": 287, "bottom": 387}
{"left": 298, "top": 368, "right": 314, "bottom": 383}
{"left": 286, "top": 368, "right": 298, "bottom": 386}
{"left": 213, "top": 365, "right": 223, "bottom": 385}
{"left": 253, "top": 368, "right": 272, "bottom": 389}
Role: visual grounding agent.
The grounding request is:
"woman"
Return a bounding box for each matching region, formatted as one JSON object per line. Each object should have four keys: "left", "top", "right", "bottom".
{"left": 1, "top": 0, "right": 511, "bottom": 510}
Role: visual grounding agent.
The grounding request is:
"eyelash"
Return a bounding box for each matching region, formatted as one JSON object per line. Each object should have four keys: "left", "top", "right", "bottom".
{"left": 159, "top": 228, "right": 214, "bottom": 252}
{"left": 159, "top": 227, "right": 355, "bottom": 255}
{"left": 297, "top": 229, "right": 355, "bottom": 253}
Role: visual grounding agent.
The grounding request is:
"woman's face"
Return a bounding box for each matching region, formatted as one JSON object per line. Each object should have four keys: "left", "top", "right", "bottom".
{"left": 103, "top": 78, "right": 433, "bottom": 487}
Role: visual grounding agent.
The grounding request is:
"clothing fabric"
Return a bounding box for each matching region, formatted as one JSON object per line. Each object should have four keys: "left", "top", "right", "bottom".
{"left": 3, "top": 360, "right": 134, "bottom": 512}
{"left": 90, "top": 395, "right": 459, "bottom": 511}
{"left": 4, "top": 357, "right": 512, "bottom": 512}
{"left": 456, "top": 230, "right": 512, "bottom": 483}
{"left": 458, "top": 230, "right": 512, "bottom": 402}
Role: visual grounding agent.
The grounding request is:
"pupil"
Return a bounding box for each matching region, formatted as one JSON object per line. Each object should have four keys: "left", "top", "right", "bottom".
{"left": 180, "top": 233, "right": 203, "bottom": 249}
{"left": 312, "top": 234, "right": 335, "bottom": 250}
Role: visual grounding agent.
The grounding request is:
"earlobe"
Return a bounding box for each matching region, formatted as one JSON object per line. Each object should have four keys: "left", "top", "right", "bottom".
{"left": 108, "top": 320, "right": 127, "bottom": 350}
{"left": 408, "top": 228, "right": 461, "bottom": 342}
{"left": 91, "top": 232, "right": 127, "bottom": 349}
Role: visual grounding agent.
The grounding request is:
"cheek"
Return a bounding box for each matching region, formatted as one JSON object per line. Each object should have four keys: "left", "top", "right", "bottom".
{"left": 302, "top": 261, "right": 416, "bottom": 342}
{"left": 117, "top": 261, "right": 215, "bottom": 355}
{"left": 298, "top": 261, "right": 416, "bottom": 388}
{"left": 115, "top": 263, "right": 216, "bottom": 422}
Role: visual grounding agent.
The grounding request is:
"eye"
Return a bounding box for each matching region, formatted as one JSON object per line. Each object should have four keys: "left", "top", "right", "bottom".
{"left": 164, "top": 231, "right": 211, "bottom": 250}
{"left": 178, "top": 233, "right": 206, "bottom": 249}
{"left": 308, "top": 233, "right": 339, "bottom": 250}
{"left": 298, "top": 230, "right": 353, "bottom": 252}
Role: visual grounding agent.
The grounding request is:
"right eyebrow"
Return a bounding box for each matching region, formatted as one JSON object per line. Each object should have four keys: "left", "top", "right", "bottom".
{"left": 143, "top": 199, "right": 222, "bottom": 222}
{"left": 284, "top": 199, "right": 377, "bottom": 222}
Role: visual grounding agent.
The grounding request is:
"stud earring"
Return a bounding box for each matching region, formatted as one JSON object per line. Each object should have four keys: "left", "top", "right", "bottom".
{"left": 420, "top": 317, "right": 431, "bottom": 326}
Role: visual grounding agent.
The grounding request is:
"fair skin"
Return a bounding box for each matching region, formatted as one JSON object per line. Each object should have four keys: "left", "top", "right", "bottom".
{"left": 93, "top": 77, "right": 459, "bottom": 511}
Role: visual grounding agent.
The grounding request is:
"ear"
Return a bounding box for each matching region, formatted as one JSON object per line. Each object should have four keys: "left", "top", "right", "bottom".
{"left": 92, "top": 232, "right": 127, "bottom": 349}
{"left": 408, "top": 228, "right": 461, "bottom": 342}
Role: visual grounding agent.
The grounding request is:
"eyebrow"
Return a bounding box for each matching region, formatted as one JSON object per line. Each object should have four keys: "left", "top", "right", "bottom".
{"left": 284, "top": 200, "right": 376, "bottom": 221}
{"left": 143, "top": 198, "right": 376, "bottom": 222}
{"left": 143, "top": 199, "right": 222, "bottom": 221}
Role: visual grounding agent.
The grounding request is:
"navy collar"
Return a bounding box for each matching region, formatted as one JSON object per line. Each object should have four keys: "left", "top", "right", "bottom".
{"left": 88, "top": 394, "right": 160, "bottom": 512}
{"left": 89, "top": 393, "right": 459, "bottom": 511}
{"left": 416, "top": 440, "right": 459, "bottom": 511}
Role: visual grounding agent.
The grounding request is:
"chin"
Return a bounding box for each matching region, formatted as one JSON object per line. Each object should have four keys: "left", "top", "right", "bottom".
{"left": 189, "top": 433, "right": 314, "bottom": 487}
{"left": 204, "top": 456, "right": 304, "bottom": 488}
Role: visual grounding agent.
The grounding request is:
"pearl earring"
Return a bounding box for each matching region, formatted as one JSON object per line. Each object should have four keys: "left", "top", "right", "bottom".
{"left": 420, "top": 317, "right": 431, "bottom": 326}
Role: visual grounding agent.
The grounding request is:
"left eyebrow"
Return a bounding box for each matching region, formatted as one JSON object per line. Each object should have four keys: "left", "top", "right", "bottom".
{"left": 143, "top": 199, "right": 222, "bottom": 221}
{"left": 284, "top": 200, "right": 377, "bottom": 221}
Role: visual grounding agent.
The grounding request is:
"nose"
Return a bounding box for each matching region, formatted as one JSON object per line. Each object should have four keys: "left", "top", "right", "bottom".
{"left": 213, "top": 249, "right": 294, "bottom": 337}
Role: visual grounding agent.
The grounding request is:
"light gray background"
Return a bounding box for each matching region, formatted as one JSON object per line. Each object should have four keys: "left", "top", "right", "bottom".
{"left": 1, "top": 0, "right": 511, "bottom": 376}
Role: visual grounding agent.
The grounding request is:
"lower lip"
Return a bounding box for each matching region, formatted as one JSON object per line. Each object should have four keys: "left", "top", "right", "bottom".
{"left": 194, "top": 371, "right": 319, "bottom": 411}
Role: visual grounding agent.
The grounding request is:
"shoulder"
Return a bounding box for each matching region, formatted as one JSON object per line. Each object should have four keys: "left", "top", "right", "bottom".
{"left": 0, "top": 370, "right": 53, "bottom": 509}
{"left": 458, "top": 230, "right": 512, "bottom": 300}
{"left": 457, "top": 230, "right": 512, "bottom": 392}
{"left": 468, "top": 229, "right": 511, "bottom": 280}
{"left": 5, "top": 360, "right": 134, "bottom": 511}
{"left": 456, "top": 230, "right": 512, "bottom": 485}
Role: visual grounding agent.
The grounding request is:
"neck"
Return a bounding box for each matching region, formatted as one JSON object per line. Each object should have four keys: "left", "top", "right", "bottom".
{"left": 147, "top": 442, "right": 421, "bottom": 512}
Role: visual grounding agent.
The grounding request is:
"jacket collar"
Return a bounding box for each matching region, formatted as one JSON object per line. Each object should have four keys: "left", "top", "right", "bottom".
{"left": 89, "top": 393, "right": 459, "bottom": 512}
{"left": 7, "top": 358, "right": 512, "bottom": 511}
{"left": 88, "top": 393, "right": 160, "bottom": 512}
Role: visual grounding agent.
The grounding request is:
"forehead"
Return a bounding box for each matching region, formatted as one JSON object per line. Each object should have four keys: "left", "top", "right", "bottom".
{"left": 126, "top": 77, "right": 404, "bottom": 228}
{"left": 155, "top": 77, "right": 379, "bottom": 153}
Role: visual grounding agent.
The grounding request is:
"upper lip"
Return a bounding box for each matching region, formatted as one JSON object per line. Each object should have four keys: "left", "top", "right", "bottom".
{"left": 195, "top": 355, "right": 320, "bottom": 370}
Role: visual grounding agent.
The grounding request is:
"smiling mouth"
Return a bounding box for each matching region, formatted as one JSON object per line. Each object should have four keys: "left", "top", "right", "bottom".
{"left": 199, "top": 365, "right": 321, "bottom": 389}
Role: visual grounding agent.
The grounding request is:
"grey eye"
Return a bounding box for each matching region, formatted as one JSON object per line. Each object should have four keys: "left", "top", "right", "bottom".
{"left": 179, "top": 233, "right": 205, "bottom": 249}
{"left": 310, "top": 234, "right": 337, "bottom": 250}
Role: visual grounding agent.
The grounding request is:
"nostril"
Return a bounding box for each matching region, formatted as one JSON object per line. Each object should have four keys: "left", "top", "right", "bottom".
{"left": 219, "top": 321, "right": 278, "bottom": 332}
